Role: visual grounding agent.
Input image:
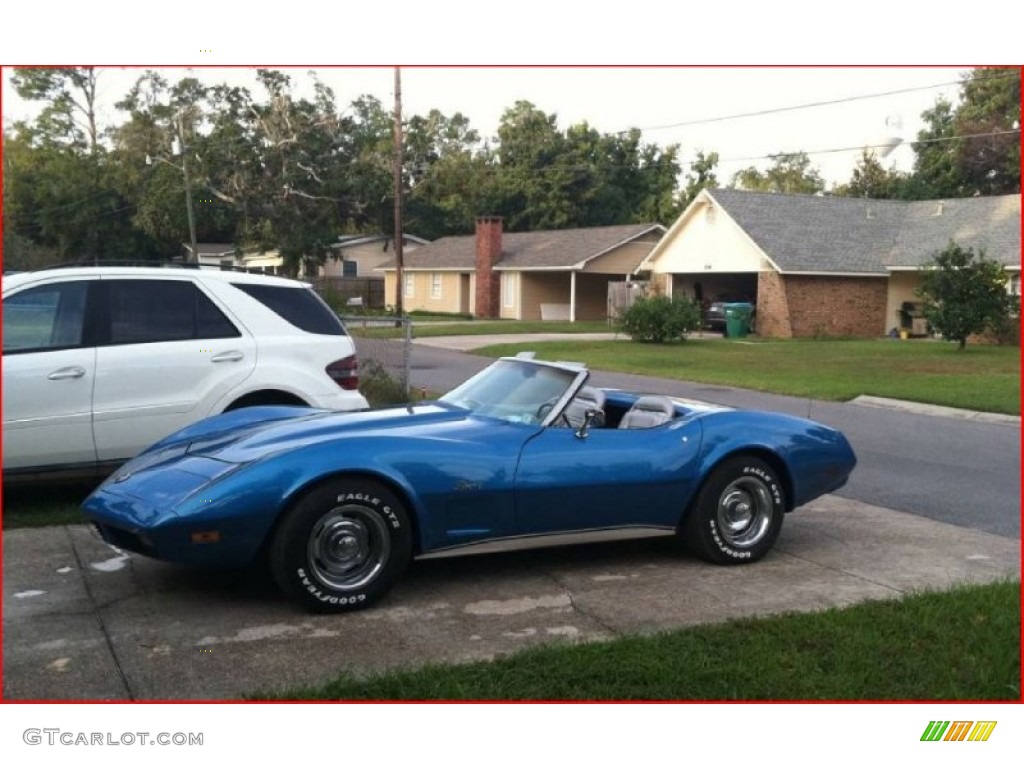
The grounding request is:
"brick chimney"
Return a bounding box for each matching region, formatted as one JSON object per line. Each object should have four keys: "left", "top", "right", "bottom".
{"left": 475, "top": 216, "right": 503, "bottom": 318}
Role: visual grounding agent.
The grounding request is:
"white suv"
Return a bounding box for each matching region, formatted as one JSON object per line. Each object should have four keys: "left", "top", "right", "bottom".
{"left": 2, "top": 266, "right": 369, "bottom": 477}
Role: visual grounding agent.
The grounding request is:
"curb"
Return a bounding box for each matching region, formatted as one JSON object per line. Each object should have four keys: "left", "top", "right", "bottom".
{"left": 851, "top": 395, "right": 1020, "bottom": 426}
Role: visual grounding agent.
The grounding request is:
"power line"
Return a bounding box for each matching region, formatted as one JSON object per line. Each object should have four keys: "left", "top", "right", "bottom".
{"left": 404, "top": 128, "right": 1021, "bottom": 176}
{"left": 616, "top": 70, "right": 1018, "bottom": 135}
{"left": 716, "top": 128, "right": 1021, "bottom": 165}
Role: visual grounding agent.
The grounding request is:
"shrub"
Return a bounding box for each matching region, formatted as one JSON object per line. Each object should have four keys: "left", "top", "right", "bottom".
{"left": 917, "top": 241, "right": 1018, "bottom": 350}
{"left": 358, "top": 359, "right": 409, "bottom": 406}
{"left": 617, "top": 295, "right": 702, "bottom": 343}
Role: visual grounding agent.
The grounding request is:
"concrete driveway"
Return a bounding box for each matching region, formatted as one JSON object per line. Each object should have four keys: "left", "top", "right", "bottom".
{"left": 3, "top": 495, "right": 1018, "bottom": 700}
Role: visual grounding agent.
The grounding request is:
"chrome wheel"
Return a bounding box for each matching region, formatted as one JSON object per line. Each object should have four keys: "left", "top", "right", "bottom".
{"left": 715, "top": 476, "right": 774, "bottom": 549}
{"left": 307, "top": 504, "right": 391, "bottom": 591}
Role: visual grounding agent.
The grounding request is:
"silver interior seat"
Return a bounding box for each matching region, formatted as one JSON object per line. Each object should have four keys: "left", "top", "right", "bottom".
{"left": 618, "top": 395, "right": 676, "bottom": 429}
{"left": 562, "top": 386, "right": 606, "bottom": 428}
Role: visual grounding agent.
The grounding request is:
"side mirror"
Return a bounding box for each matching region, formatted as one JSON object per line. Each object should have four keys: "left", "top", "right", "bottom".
{"left": 575, "top": 408, "right": 602, "bottom": 440}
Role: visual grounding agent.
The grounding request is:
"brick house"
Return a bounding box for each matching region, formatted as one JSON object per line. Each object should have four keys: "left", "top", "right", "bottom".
{"left": 380, "top": 217, "right": 665, "bottom": 321}
{"left": 641, "top": 188, "right": 1021, "bottom": 338}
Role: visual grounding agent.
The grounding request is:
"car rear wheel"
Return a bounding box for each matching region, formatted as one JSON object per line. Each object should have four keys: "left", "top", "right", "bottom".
{"left": 682, "top": 456, "right": 784, "bottom": 564}
{"left": 270, "top": 478, "right": 412, "bottom": 612}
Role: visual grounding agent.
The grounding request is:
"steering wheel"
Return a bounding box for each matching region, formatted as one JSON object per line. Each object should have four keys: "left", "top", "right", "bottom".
{"left": 535, "top": 397, "right": 560, "bottom": 422}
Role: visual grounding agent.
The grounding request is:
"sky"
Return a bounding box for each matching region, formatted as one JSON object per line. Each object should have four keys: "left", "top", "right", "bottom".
{"left": 2, "top": 65, "right": 969, "bottom": 188}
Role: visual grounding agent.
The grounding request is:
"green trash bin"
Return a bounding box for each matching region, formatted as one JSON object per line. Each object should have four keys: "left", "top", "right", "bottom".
{"left": 724, "top": 302, "right": 753, "bottom": 338}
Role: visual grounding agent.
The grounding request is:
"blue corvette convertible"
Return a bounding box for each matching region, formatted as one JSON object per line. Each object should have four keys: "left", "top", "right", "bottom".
{"left": 82, "top": 355, "right": 856, "bottom": 612}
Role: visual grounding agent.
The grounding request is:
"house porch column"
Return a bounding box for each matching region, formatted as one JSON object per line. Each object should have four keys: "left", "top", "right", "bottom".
{"left": 570, "top": 271, "right": 577, "bottom": 323}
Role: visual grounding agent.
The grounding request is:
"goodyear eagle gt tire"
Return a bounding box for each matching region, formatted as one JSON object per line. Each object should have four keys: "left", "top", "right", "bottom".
{"left": 683, "top": 456, "right": 784, "bottom": 564}
{"left": 270, "top": 479, "right": 412, "bottom": 612}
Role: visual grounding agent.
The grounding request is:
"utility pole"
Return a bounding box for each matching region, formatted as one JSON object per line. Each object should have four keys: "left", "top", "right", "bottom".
{"left": 178, "top": 110, "right": 199, "bottom": 265}
{"left": 392, "top": 66, "right": 404, "bottom": 317}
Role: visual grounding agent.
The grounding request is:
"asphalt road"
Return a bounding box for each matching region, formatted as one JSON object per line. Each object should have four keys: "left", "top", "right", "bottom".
{"left": 408, "top": 343, "right": 1021, "bottom": 539}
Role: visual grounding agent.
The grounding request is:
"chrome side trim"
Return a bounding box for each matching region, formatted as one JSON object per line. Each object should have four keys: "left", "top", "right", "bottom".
{"left": 415, "top": 526, "right": 676, "bottom": 560}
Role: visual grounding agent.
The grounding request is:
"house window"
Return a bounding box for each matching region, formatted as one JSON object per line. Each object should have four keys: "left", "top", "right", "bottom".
{"left": 431, "top": 273, "right": 442, "bottom": 299}
{"left": 1008, "top": 273, "right": 1020, "bottom": 297}
{"left": 404, "top": 273, "right": 415, "bottom": 298}
{"left": 502, "top": 273, "right": 517, "bottom": 308}
{"left": 342, "top": 260, "right": 358, "bottom": 277}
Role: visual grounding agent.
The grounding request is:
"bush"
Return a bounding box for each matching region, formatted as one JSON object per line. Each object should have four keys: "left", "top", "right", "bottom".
{"left": 358, "top": 359, "right": 409, "bottom": 407}
{"left": 618, "top": 295, "right": 702, "bottom": 343}
{"left": 917, "top": 241, "right": 1018, "bottom": 350}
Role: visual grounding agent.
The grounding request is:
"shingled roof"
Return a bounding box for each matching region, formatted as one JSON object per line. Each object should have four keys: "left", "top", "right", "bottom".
{"left": 703, "top": 188, "right": 1020, "bottom": 274}
{"left": 381, "top": 223, "right": 664, "bottom": 271}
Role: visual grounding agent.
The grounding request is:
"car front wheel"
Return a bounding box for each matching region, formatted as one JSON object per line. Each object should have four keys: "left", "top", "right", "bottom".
{"left": 270, "top": 478, "right": 412, "bottom": 612}
{"left": 682, "top": 456, "right": 784, "bottom": 564}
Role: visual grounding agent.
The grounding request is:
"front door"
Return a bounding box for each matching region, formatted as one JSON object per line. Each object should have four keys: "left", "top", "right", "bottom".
{"left": 2, "top": 279, "right": 97, "bottom": 470}
{"left": 514, "top": 420, "right": 702, "bottom": 535}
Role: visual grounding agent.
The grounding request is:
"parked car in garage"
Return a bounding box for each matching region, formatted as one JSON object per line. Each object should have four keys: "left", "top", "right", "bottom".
{"left": 2, "top": 266, "right": 368, "bottom": 478}
{"left": 705, "top": 297, "right": 756, "bottom": 334}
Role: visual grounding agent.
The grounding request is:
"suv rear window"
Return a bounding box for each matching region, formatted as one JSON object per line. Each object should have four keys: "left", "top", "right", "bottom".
{"left": 232, "top": 283, "right": 346, "bottom": 336}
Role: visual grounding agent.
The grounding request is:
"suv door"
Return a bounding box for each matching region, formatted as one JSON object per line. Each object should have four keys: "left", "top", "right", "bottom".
{"left": 91, "top": 278, "right": 256, "bottom": 461}
{"left": 2, "top": 279, "right": 97, "bottom": 470}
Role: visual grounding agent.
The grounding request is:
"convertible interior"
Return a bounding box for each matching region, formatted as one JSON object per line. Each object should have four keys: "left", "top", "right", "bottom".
{"left": 560, "top": 388, "right": 679, "bottom": 430}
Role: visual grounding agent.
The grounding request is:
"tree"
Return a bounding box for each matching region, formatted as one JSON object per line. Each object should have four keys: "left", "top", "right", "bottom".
{"left": 834, "top": 148, "right": 906, "bottom": 199}
{"left": 3, "top": 126, "right": 150, "bottom": 263}
{"left": 953, "top": 67, "right": 1020, "bottom": 195}
{"left": 907, "top": 98, "right": 963, "bottom": 199}
{"left": 905, "top": 68, "right": 1020, "bottom": 199}
{"left": 731, "top": 151, "right": 824, "bottom": 194}
{"left": 916, "top": 241, "right": 1017, "bottom": 350}
{"left": 681, "top": 150, "right": 719, "bottom": 208}
{"left": 10, "top": 67, "right": 101, "bottom": 152}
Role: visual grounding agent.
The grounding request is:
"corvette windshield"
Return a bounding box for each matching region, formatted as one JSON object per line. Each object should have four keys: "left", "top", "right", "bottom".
{"left": 440, "top": 359, "right": 581, "bottom": 425}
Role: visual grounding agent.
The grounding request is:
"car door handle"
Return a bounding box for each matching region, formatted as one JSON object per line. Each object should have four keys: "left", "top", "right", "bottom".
{"left": 47, "top": 366, "right": 86, "bottom": 380}
{"left": 211, "top": 350, "right": 245, "bottom": 363}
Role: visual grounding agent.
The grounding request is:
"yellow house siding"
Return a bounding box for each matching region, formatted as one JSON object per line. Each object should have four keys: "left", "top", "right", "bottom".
{"left": 384, "top": 272, "right": 397, "bottom": 307}
{"left": 518, "top": 273, "right": 568, "bottom": 321}
{"left": 886, "top": 271, "right": 924, "bottom": 334}
{"left": 583, "top": 241, "right": 658, "bottom": 274}
{"left": 575, "top": 274, "right": 616, "bottom": 320}
{"left": 384, "top": 271, "right": 462, "bottom": 313}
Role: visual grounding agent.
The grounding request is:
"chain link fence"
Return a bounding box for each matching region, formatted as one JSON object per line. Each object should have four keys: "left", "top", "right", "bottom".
{"left": 341, "top": 315, "right": 412, "bottom": 406}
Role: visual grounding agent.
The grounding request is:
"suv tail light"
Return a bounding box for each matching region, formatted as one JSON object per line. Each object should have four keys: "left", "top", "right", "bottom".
{"left": 326, "top": 355, "right": 359, "bottom": 390}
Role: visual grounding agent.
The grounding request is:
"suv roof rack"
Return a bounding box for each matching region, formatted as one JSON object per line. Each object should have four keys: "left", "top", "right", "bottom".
{"left": 33, "top": 260, "right": 286, "bottom": 275}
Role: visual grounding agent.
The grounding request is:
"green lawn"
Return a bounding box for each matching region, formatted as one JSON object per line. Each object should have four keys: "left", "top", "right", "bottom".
{"left": 474, "top": 338, "right": 1021, "bottom": 414}
{"left": 255, "top": 580, "right": 1020, "bottom": 701}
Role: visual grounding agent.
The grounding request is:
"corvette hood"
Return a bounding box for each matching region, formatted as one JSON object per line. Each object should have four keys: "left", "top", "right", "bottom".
{"left": 185, "top": 402, "right": 480, "bottom": 464}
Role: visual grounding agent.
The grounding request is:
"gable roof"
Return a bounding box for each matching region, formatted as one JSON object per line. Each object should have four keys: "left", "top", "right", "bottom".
{"left": 332, "top": 233, "right": 430, "bottom": 249}
{"left": 382, "top": 223, "right": 665, "bottom": 271}
{"left": 672, "top": 188, "right": 1019, "bottom": 274}
{"left": 184, "top": 243, "right": 237, "bottom": 258}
